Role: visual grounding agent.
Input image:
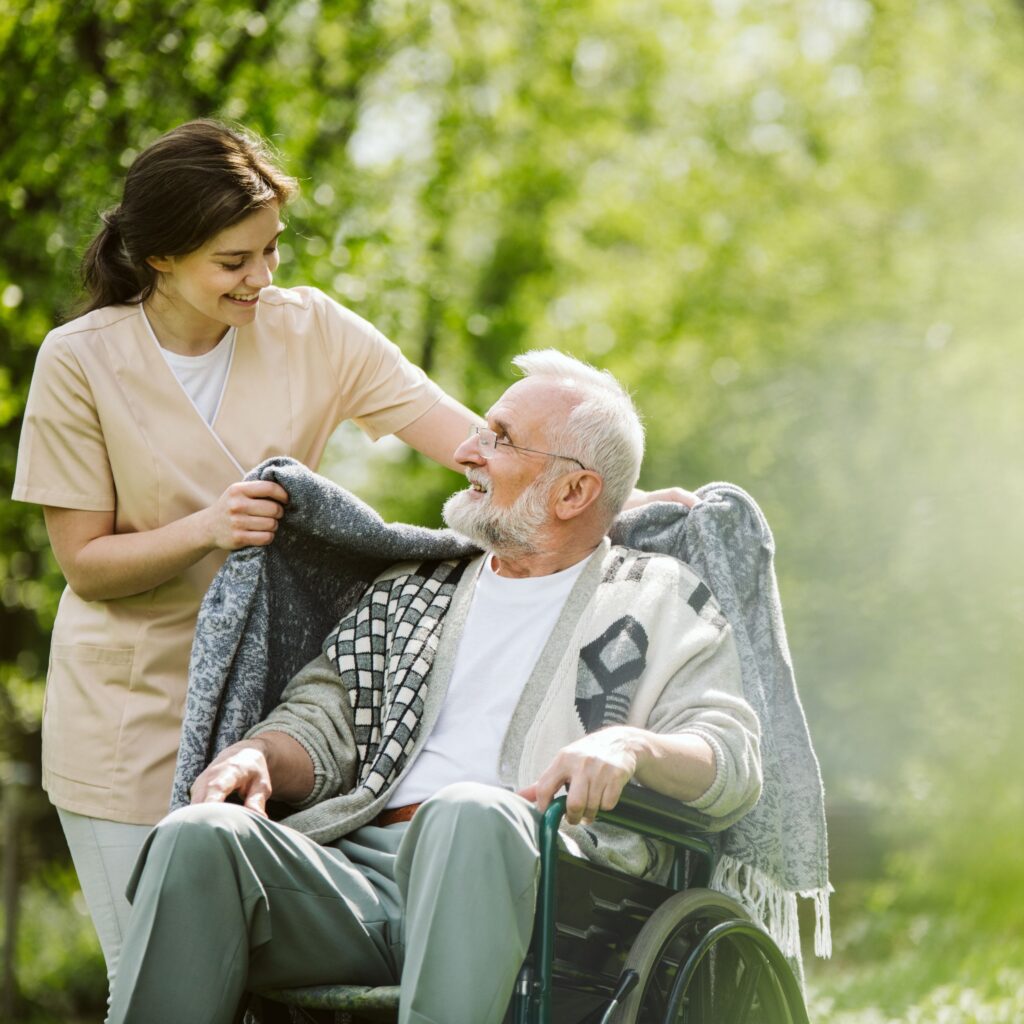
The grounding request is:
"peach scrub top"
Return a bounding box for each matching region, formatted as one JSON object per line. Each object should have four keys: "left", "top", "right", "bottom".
{"left": 13, "top": 285, "right": 444, "bottom": 825}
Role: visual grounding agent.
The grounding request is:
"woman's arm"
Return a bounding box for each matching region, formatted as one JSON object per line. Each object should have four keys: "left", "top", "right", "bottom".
{"left": 394, "top": 394, "right": 483, "bottom": 472}
{"left": 44, "top": 479, "right": 289, "bottom": 602}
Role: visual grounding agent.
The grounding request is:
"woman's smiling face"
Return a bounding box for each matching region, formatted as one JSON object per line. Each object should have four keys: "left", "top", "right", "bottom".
{"left": 146, "top": 203, "right": 284, "bottom": 341}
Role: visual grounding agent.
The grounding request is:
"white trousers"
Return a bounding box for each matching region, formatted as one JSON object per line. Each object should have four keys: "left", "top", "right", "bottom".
{"left": 57, "top": 808, "right": 152, "bottom": 997}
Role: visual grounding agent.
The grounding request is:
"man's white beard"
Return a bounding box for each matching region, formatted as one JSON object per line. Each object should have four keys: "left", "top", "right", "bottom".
{"left": 442, "top": 471, "right": 552, "bottom": 555}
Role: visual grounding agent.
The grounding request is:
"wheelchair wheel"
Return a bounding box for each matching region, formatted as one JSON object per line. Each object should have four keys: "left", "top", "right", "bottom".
{"left": 610, "top": 889, "right": 807, "bottom": 1024}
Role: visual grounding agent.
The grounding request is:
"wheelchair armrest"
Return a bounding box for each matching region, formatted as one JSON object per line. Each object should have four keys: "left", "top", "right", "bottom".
{"left": 597, "top": 782, "right": 716, "bottom": 841}
{"left": 538, "top": 784, "right": 717, "bottom": 881}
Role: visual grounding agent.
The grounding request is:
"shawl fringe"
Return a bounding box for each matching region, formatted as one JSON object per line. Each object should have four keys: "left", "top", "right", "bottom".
{"left": 710, "top": 854, "right": 833, "bottom": 960}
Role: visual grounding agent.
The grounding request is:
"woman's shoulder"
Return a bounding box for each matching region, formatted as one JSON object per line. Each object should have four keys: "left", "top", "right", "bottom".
{"left": 255, "top": 285, "right": 382, "bottom": 344}
{"left": 256, "top": 284, "right": 331, "bottom": 315}
{"left": 49, "top": 303, "right": 140, "bottom": 342}
{"left": 37, "top": 304, "right": 142, "bottom": 369}
{"left": 254, "top": 285, "right": 337, "bottom": 334}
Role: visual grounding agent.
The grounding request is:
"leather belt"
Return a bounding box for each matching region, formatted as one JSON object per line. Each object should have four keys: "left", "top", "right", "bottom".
{"left": 374, "top": 802, "right": 423, "bottom": 828}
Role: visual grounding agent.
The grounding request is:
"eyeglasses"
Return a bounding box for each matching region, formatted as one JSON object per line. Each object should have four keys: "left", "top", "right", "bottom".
{"left": 468, "top": 425, "right": 588, "bottom": 471}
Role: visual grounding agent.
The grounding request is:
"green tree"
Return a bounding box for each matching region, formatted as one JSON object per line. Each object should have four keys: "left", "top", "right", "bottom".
{"left": 3, "top": 0, "right": 1024, "bottom": 1018}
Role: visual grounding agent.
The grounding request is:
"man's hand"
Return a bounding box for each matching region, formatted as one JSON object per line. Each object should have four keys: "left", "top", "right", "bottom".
{"left": 624, "top": 486, "right": 700, "bottom": 510}
{"left": 190, "top": 742, "right": 274, "bottom": 817}
{"left": 519, "top": 728, "right": 718, "bottom": 825}
{"left": 518, "top": 727, "right": 641, "bottom": 826}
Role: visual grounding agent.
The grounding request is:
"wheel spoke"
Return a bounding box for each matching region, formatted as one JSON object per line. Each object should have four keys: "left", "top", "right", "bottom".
{"left": 649, "top": 964, "right": 672, "bottom": 1014}
{"left": 691, "top": 946, "right": 712, "bottom": 1022}
{"left": 646, "top": 935, "right": 682, "bottom": 1017}
{"left": 723, "top": 955, "right": 762, "bottom": 1024}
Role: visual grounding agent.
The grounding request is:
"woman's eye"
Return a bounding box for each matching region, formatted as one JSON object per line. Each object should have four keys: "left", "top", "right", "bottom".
{"left": 220, "top": 261, "right": 244, "bottom": 272}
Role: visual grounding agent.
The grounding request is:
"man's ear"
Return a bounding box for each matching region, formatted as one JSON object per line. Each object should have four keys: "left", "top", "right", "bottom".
{"left": 553, "top": 471, "right": 604, "bottom": 521}
{"left": 146, "top": 255, "right": 173, "bottom": 273}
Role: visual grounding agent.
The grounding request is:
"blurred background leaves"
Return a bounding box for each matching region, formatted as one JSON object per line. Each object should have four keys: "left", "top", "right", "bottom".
{"left": 2, "top": 0, "right": 1023, "bottom": 1019}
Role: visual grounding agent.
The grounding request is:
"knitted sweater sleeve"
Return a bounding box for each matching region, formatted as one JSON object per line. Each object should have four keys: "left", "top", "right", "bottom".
{"left": 246, "top": 652, "right": 358, "bottom": 810}
{"left": 645, "top": 619, "right": 763, "bottom": 826}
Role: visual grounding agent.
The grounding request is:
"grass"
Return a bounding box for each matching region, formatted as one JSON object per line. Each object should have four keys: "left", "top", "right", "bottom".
{"left": 807, "top": 889, "right": 1024, "bottom": 1023}
{"left": 806, "top": 806, "right": 1024, "bottom": 1023}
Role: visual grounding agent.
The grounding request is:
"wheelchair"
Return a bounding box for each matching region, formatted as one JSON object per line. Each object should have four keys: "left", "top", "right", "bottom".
{"left": 249, "top": 782, "right": 810, "bottom": 1024}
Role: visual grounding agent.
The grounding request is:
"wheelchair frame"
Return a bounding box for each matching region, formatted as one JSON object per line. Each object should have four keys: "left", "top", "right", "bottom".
{"left": 517, "top": 785, "right": 809, "bottom": 1023}
{"left": 255, "top": 785, "right": 810, "bottom": 1024}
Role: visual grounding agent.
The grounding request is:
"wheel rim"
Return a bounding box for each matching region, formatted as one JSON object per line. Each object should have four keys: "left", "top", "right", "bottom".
{"left": 662, "top": 921, "right": 791, "bottom": 1024}
{"left": 612, "top": 891, "right": 803, "bottom": 1024}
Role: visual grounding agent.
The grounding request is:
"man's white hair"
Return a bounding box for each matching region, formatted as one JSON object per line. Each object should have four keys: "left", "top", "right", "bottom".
{"left": 512, "top": 349, "right": 645, "bottom": 518}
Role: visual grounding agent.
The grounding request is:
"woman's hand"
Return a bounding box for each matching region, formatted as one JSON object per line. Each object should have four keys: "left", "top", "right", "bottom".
{"left": 624, "top": 486, "right": 700, "bottom": 510}
{"left": 44, "top": 477, "right": 290, "bottom": 602}
{"left": 201, "top": 480, "right": 289, "bottom": 551}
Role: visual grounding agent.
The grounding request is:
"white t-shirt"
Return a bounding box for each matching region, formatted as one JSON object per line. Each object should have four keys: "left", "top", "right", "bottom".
{"left": 150, "top": 319, "right": 236, "bottom": 426}
{"left": 387, "top": 553, "right": 589, "bottom": 808}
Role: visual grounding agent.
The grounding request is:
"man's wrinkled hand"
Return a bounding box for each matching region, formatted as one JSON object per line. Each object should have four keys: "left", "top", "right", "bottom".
{"left": 518, "top": 727, "right": 641, "bottom": 826}
{"left": 190, "top": 743, "right": 273, "bottom": 817}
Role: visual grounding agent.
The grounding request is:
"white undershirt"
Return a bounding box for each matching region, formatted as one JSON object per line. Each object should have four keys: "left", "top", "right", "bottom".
{"left": 387, "top": 553, "right": 589, "bottom": 808}
{"left": 153, "top": 322, "right": 236, "bottom": 426}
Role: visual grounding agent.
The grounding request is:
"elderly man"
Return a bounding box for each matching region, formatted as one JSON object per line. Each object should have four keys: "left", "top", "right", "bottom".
{"left": 108, "top": 350, "right": 762, "bottom": 1024}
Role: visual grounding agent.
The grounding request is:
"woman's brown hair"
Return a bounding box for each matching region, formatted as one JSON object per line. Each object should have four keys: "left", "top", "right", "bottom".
{"left": 79, "top": 120, "right": 298, "bottom": 314}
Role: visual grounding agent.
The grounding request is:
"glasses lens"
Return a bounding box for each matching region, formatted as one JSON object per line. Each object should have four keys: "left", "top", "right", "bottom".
{"left": 471, "top": 425, "right": 496, "bottom": 456}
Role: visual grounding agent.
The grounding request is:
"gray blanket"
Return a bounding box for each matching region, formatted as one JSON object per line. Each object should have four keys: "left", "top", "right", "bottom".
{"left": 172, "top": 458, "right": 477, "bottom": 810}
{"left": 611, "top": 486, "right": 831, "bottom": 961}
{"left": 173, "top": 458, "right": 830, "bottom": 961}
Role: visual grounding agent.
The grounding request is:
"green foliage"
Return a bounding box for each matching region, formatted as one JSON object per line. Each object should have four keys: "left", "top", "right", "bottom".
{"left": 8, "top": 864, "right": 106, "bottom": 1023}
{"left": 3, "top": 0, "right": 1024, "bottom": 1017}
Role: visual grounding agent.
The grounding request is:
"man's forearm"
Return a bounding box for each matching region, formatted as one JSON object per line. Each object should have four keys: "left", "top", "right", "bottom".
{"left": 249, "top": 732, "right": 316, "bottom": 804}
{"left": 191, "top": 732, "right": 318, "bottom": 811}
{"left": 626, "top": 727, "right": 716, "bottom": 803}
{"left": 522, "top": 724, "right": 718, "bottom": 825}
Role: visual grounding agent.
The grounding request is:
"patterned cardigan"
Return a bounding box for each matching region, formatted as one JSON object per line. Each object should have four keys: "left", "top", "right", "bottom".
{"left": 247, "top": 543, "right": 763, "bottom": 879}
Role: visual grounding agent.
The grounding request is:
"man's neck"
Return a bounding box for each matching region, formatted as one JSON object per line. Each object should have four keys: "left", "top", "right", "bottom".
{"left": 490, "top": 537, "right": 601, "bottom": 578}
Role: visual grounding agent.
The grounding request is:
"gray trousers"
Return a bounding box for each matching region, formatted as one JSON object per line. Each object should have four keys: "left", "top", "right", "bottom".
{"left": 107, "top": 782, "right": 542, "bottom": 1024}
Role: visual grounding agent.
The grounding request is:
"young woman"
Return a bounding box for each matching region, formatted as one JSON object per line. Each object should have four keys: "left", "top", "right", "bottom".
{"left": 13, "top": 119, "right": 692, "bottom": 997}
{"left": 12, "top": 120, "right": 480, "bottom": 993}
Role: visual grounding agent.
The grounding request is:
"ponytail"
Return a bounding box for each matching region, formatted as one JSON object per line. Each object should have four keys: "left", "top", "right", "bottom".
{"left": 78, "top": 207, "right": 156, "bottom": 314}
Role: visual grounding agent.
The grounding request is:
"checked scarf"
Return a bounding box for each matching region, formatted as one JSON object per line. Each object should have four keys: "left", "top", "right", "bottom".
{"left": 322, "top": 558, "right": 469, "bottom": 796}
